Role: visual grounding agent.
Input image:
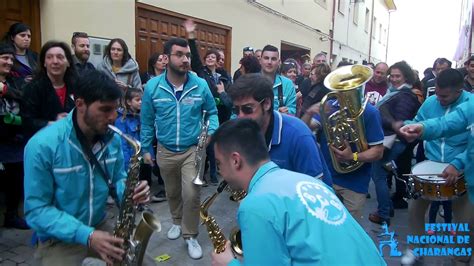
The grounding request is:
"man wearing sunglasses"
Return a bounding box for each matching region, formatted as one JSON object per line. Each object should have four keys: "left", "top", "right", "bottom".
{"left": 141, "top": 37, "right": 219, "bottom": 260}
{"left": 260, "top": 45, "right": 297, "bottom": 115}
{"left": 227, "top": 73, "right": 331, "bottom": 186}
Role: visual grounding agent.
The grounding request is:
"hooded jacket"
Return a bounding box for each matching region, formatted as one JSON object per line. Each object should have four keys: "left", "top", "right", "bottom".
{"left": 24, "top": 111, "right": 127, "bottom": 245}
{"left": 97, "top": 57, "right": 142, "bottom": 90}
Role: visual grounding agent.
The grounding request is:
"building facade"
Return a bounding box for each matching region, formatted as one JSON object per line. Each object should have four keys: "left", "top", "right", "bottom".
{"left": 0, "top": 0, "right": 396, "bottom": 73}
{"left": 331, "top": 0, "right": 396, "bottom": 67}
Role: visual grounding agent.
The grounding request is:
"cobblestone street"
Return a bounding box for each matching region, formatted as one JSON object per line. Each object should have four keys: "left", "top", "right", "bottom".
{"left": 0, "top": 181, "right": 461, "bottom": 265}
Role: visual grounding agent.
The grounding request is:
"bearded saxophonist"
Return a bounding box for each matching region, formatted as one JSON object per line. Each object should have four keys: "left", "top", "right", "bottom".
{"left": 211, "top": 119, "right": 386, "bottom": 266}
{"left": 141, "top": 37, "right": 219, "bottom": 260}
{"left": 24, "top": 71, "right": 150, "bottom": 266}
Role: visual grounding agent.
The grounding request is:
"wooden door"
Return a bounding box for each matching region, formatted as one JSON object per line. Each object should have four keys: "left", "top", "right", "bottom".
{"left": 0, "top": 0, "right": 41, "bottom": 53}
{"left": 136, "top": 3, "right": 232, "bottom": 73}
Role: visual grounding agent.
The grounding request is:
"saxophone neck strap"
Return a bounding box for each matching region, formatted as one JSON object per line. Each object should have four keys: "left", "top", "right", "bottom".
{"left": 72, "top": 109, "right": 119, "bottom": 206}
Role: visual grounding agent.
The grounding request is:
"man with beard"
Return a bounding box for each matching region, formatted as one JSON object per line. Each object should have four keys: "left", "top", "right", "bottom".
{"left": 227, "top": 73, "right": 331, "bottom": 186}
{"left": 141, "top": 38, "right": 219, "bottom": 260}
{"left": 71, "top": 32, "right": 95, "bottom": 75}
{"left": 24, "top": 70, "right": 151, "bottom": 265}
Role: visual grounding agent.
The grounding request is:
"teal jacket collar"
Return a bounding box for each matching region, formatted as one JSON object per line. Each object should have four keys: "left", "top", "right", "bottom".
{"left": 157, "top": 71, "right": 199, "bottom": 98}
{"left": 248, "top": 161, "right": 280, "bottom": 193}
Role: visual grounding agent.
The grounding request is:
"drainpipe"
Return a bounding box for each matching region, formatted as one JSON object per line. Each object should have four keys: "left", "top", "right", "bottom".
{"left": 330, "top": 0, "right": 336, "bottom": 64}
{"left": 368, "top": 0, "right": 375, "bottom": 62}
{"left": 385, "top": 11, "right": 392, "bottom": 62}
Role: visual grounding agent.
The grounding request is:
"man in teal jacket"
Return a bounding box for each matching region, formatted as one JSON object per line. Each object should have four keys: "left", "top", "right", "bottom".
{"left": 211, "top": 119, "right": 386, "bottom": 266}
{"left": 402, "top": 69, "right": 473, "bottom": 265}
{"left": 141, "top": 37, "right": 219, "bottom": 259}
{"left": 401, "top": 98, "right": 474, "bottom": 265}
{"left": 260, "top": 45, "right": 297, "bottom": 115}
{"left": 24, "top": 71, "right": 150, "bottom": 265}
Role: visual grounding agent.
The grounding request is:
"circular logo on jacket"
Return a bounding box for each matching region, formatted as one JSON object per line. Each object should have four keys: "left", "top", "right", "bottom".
{"left": 296, "top": 181, "right": 346, "bottom": 225}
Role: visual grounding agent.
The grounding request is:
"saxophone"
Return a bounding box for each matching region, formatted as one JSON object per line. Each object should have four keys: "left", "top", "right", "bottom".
{"left": 200, "top": 181, "right": 243, "bottom": 256}
{"left": 319, "top": 65, "right": 373, "bottom": 174}
{"left": 192, "top": 110, "right": 210, "bottom": 185}
{"left": 108, "top": 125, "right": 162, "bottom": 266}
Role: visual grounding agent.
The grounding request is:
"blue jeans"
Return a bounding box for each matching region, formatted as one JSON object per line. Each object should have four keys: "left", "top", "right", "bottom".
{"left": 371, "top": 141, "right": 407, "bottom": 219}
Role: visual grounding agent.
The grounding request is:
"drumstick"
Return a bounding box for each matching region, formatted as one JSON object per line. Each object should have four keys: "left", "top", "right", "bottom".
{"left": 402, "top": 174, "right": 443, "bottom": 177}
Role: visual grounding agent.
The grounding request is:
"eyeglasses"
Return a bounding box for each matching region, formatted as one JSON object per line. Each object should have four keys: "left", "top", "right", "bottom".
{"left": 232, "top": 99, "right": 265, "bottom": 115}
{"left": 170, "top": 52, "right": 192, "bottom": 59}
{"left": 243, "top": 46, "right": 254, "bottom": 52}
{"left": 283, "top": 62, "right": 296, "bottom": 67}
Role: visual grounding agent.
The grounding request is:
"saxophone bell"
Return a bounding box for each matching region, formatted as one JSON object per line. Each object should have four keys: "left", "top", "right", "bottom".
{"left": 107, "top": 124, "right": 161, "bottom": 266}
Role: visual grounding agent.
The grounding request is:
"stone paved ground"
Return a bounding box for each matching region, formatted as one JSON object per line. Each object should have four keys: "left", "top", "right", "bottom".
{"left": 0, "top": 180, "right": 462, "bottom": 266}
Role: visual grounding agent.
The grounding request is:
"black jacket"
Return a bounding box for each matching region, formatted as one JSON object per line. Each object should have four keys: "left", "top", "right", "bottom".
{"left": 189, "top": 39, "right": 232, "bottom": 123}
{"left": 0, "top": 76, "right": 26, "bottom": 143}
{"left": 21, "top": 75, "right": 76, "bottom": 137}
{"left": 300, "top": 81, "right": 330, "bottom": 117}
{"left": 378, "top": 87, "right": 421, "bottom": 137}
{"left": 11, "top": 49, "right": 38, "bottom": 79}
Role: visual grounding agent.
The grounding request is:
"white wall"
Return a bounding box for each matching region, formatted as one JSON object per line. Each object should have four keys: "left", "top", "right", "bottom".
{"left": 40, "top": 0, "right": 136, "bottom": 55}
{"left": 332, "top": 0, "right": 391, "bottom": 67}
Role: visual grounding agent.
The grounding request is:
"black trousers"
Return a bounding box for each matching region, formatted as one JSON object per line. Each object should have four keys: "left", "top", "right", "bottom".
{"left": 0, "top": 162, "right": 24, "bottom": 216}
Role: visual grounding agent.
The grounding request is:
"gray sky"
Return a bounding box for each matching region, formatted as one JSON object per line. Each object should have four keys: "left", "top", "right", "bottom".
{"left": 387, "top": 0, "right": 463, "bottom": 74}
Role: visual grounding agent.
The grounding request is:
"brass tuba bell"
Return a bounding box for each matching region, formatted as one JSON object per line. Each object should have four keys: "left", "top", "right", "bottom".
{"left": 319, "top": 65, "right": 373, "bottom": 174}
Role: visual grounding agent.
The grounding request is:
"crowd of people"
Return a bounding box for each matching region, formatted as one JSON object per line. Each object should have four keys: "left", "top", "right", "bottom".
{"left": 0, "top": 19, "right": 473, "bottom": 265}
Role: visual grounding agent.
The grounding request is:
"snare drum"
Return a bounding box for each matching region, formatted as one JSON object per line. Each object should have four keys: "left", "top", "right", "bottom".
{"left": 410, "top": 161, "right": 466, "bottom": 201}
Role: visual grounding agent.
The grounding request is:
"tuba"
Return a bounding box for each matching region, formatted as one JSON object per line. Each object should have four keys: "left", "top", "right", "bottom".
{"left": 192, "top": 110, "right": 210, "bottom": 185}
{"left": 200, "top": 181, "right": 243, "bottom": 256}
{"left": 319, "top": 65, "right": 373, "bottom": 174}
{"left": 108, "top": 125, "right": 162, "bottom": 266}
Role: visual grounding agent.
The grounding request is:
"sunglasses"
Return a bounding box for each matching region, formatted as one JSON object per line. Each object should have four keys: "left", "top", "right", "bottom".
{"left": 243, "top": 46, "right": 254, "bottom": 52}
{"left": 232, "top": 99, "right": 265, "bottom": 115}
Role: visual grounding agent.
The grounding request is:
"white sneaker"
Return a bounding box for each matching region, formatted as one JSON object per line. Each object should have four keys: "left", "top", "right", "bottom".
{"left": 401, "top": 249, "right": 422, "bottom": 266}
{"left": 185, "top": 238, "right": 202, "bottom": 259}
{"left": 167, "top": 224, "right": 182, "bottom": 240}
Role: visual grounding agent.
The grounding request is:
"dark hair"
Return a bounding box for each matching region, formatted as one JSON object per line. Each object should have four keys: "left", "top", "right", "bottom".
{"left": 436, "top": 68, "right": 464, "bottom": 91}
{"left": 435, "top": 58, "right": 452, "bottom": 68}
{"left": 37, "top": 40, "right": 77, "bottom": 85}
{"left": 261, "top": 45, "right": 279, "bottom": 55}
{"left": 122, "top": 87, "right": 143, "bottom": 119}
{"left": 75, "top": 70, "right": 122, "bottom": 105}
{"left": 464, "top": 56, "right": 474, "bottom": 66}
{"left": 240, "top": 56, "right": 261, "bottom": 74}
{"left": 388, "top": 61, "right": 416, "bottom": 85}
{"left": 213, "top": 119, "right": 269, "bottom": 166}
{"left": 0, "top": 42, "right": 15, "bottom": 55}
{"left": 71, "top": 32, "right": 89, "bottom": 45}
{"left": 2, "top": 23, "right": 31, "bottom": 46}
{"left": 337, "top": 61, "right": 352, "bottom": 67}
{"left": 227, "top": 73, "right": 274, "bottom": 111}
{"left": 204, "top": 49, "right": 221, "bottom": 63}
{"left": 281, "top": 61, "right": 297, "bottom": 75}
{"left": 104, "top": 38, "right": 131, "bottom": 66}
{"left": 163, "top": 38, "right": 188, "bottom": 55}
{"left": 147, "top": 52, "right": 162, "bottom": 75}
